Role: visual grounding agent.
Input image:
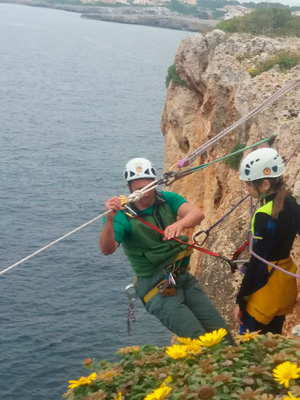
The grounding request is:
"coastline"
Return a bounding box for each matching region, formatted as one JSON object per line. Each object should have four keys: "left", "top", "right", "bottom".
{"left": 0, "top": 0, "right": 219, "bottom": 32}
{"left": 81, "top": 13, "right": 218, "bottom": 32}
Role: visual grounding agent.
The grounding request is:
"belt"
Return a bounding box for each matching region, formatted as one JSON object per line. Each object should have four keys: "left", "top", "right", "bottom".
{"left": 143, "top": 278, "right": 167, "bottom": 303}
{"left": 142, "top": 249, "right": 193, "bottom": 304}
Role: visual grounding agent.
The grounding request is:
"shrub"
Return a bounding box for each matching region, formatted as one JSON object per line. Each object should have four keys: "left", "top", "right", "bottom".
{"left": 215, "top": 8, "right": 300, "bottom": 37}
{"left": 168, "top": 0, "right": 197, "bottom": 16}
{"left": 249, "top": 53, "right": 300, "bottom": 77}
{"left": 225, "top": 143, "right": 246, "bottom": 170}
{"left": 165, "top": 64, "right": 189, "bottom": 88}
{"left": 63, "top": 329, "right": 300, "bottom": 400}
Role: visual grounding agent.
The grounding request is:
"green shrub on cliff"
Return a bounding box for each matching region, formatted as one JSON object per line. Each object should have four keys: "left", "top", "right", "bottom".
{"left": 165, "top": 64, "right": 188, "bottom": 88}
{"left": 63, "top": 329, "right": 300, "bottom": 400}
{"left": 215, "top": 8, "right": 300, "bottom": 37}
{"left": 248, "top": 53, "right": 300, "bottom": 77}
{"left": 225, "top": 143, "right": 246, "bottom": 170}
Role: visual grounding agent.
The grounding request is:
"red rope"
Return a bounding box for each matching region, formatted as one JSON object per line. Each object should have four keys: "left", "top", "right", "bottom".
{"left": 132, "top": 215, "right": 227, "bottom": 259}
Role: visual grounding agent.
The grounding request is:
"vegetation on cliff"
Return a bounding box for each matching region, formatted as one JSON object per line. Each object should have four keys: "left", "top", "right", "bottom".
{"left": 247, "top": 53, "right": 300, "bottom": 77}
{"left": 215, "top": 8, "right": 300, "bottom": 37}
{"left": 165, "top": 64, "right": 189, "bottom": 89}
{"left": 63, "top": 329, "right": 300, "bottom": 400}
{"left": 225, "top": 143, "right": 246, "bottom": 170}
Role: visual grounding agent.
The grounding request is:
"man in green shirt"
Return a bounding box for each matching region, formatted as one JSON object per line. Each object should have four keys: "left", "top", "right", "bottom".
{"left": 100, "top": 158, "right": 234, "bottom": 344}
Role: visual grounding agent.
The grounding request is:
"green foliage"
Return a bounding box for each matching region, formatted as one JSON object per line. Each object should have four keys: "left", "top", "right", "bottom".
{"left": 225, "top": 143, "right": 246, "bottom": 170}
{"left": 197, "top": 0, "right": 239, "bottom": 9}
{"left": 168, "top": 0, "right": 197, "bottom": 16}
{"left": 249, "top": 53, "right": 300, "bottom": 77}
{"left": 165, "top": 64, "right": 188, "bottom": 89}
{"left": 64, "top": 333, "right": 300, "bottom": 400}
{"left": 215, "top": 8, "right": 300, "bottom": 37}
{"left": 212, "top": 9, "right": 226, "bottom": 20}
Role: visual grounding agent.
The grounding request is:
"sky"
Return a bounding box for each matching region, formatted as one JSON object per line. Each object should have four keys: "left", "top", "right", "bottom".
{"left": 238, "top": 0, "right": 300, "bottom": 5}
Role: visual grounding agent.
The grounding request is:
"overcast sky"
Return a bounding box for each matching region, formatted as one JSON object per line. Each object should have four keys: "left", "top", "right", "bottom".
{"left": 239, "top": 0, "right": 300, "bottom": 5}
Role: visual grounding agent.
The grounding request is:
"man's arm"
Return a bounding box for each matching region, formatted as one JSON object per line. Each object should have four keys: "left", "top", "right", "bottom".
{"left": 99, "top": 196, "right": 121, "bottom": 255}
{"left": 163, "top": 202, "right": 204, "bottom": 240}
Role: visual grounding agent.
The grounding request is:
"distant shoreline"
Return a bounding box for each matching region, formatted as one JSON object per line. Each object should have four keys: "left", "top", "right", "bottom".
{"left": 81, "top": 13, "right": 218, "bottom": 32}
{"left": 0, "top": 0, "right": 219, "bottom": 32}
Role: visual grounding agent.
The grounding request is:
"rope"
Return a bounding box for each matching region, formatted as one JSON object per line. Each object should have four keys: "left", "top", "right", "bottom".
{"left": 164, "top": 135, "right": 276, "bottom": 185}
{"left": 127, "top": 211, "right": 237, "bottom": 272}
{"left": 250, "top": 240, "right": 300, "bottom": 280}
{"left": 193, "top": 194, "right": 250, "bottom": 245}
{"left": 212, "top": 209, "right": 251, "bottom": 235}
{"left": 0, "top": 211, "right": 113, "bottom": 276}
{"left": 176, "top": 79, "right": 300, "bottom": 167}
{"left": 3, "top": 88, "right": 300, "bottom": 276}
{"left": 0, "top": 180, "right": 161, "bottom": 276}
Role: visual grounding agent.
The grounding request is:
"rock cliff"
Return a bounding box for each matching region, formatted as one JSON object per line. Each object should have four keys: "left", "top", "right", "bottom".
{"left": 161, "top": 31, "right": 300, "bottom": 334}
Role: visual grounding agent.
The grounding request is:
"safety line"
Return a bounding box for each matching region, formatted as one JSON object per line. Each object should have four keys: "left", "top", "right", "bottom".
{"left": 0, "top": 211, "right": 112, "bottom": 276}
{"left": 0, "top": 181, "right": 160, "bottom": 276}
{"left": 183, "top": 136, "right": 275, "bottom": 174}
{"left": 176, "top": 79, "right": 300, "bottom": 167}
{"left": 2, "top": 96, "right": 300, "bottom": 276}
{"left": 162, "top": 135, "right": 276, "bottom": 186}
{"left": 193, "top": 194, "right": 250, "bottom": 245}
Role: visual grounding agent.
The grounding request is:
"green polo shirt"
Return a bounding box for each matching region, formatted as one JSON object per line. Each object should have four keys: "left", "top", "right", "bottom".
{"left": 104, "top": 191, "right": 187, "bottom": 244}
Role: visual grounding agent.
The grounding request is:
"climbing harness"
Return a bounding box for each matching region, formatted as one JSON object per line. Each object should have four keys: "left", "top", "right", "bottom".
{"left": 124, "top": 205, "right": 238, "bottom": 273}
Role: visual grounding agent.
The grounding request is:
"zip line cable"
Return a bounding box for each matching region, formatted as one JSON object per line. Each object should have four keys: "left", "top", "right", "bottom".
{"left": 176, "top": 79, "right": 300, "bottom": 168}
{"left": 164, "top": 135, "right": 276, "bottom": 185}
{"left": 2, "top": 87, "right": 300, "bottom": 276}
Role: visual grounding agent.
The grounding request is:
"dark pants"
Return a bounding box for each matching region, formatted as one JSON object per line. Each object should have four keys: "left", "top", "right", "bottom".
{"left": 240, "top": 311, "right": 285, "bottom": 334}
{"left": 136, "top": 270, "right": 235, "bottom": 345}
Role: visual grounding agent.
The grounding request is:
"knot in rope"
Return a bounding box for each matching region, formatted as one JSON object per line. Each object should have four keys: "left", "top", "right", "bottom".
{"left": 127, "top": 190, "right": 144, "bottom": 203}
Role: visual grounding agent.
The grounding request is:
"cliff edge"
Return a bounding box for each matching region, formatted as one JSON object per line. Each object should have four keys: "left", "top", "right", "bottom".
{"left": 161, "top": 31, "right": 300, "bottom": 334}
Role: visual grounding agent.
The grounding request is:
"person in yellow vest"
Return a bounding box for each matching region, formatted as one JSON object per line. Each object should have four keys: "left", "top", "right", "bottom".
{"left": 234, "top": 148, "right": 300, "bottom": 334}
{"left": 100, "top": 157, "right": 234, "bottom": 344}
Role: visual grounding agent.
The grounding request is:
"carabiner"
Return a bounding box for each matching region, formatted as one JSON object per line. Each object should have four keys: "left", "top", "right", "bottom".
{"left": 193, "top": 230, "right": 209, "bottom": 246}
{"left": 125, "top": 283, "right": 137, "bottom": 302}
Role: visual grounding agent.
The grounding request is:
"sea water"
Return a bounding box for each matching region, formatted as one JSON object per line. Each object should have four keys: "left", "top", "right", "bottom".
{"left": 0, "top": 5, "right": 189, "bottom": 399}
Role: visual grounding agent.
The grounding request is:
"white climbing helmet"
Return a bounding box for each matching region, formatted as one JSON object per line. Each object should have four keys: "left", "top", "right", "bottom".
{"left": 124, "top": 158, "right": 157, "bottom": 182}
{"left": 240, "top": 148, "right": 285, "bottom": 182}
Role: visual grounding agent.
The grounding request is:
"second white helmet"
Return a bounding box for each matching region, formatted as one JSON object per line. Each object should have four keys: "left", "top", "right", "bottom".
{"left": 240, "top": 148, "right": 285, "bottom": 182}
{"left": 124, "top": 158, "right": 157, "bottom": 182}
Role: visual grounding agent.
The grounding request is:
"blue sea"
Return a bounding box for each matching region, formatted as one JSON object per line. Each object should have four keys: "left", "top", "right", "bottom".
{"left": 0, "top": 5, "right": 189, "bottom": 399}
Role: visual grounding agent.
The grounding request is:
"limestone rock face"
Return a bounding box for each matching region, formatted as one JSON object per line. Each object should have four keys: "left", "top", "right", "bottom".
{"left": 161, "top": 31, "right": 300, "bottom": 334}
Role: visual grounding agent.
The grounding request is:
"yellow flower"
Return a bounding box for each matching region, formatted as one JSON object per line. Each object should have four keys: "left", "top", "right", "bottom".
{"left": 248, "top": 68, "right": 254, "bottom": 73}
{"left": 177, "top": 337, "right": 202, "bottom": 353}
{"left": 144, "top": 383, "right": 171, "bottom": 400}
{"left": 186, "top": 340, "right": 202, "bottom": 354}
{"left": 273, "top": 361, "right": 300, "bottom": 388}
{"left": 164, "top": 376, "right": 173, "bottom": 383}
{"left": 283, "top": 393, "right": 300, "bottom": 400}
{"left": 117, "top": 346, "right": 140, "bottom": 355}
{"left": 166, "top": 344, "right": 187, "bottom": 359}
{"left": 198, "top": 328, "right": 227, "bottom": 347}
{"left": 235, "top": 329, "right": 261, "bottom": 342}
{"left": 68, "top": 372, "right": 97, "bottom": 389}
{"left": 114, "top": 392, "right": 122, "bottom": 400}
